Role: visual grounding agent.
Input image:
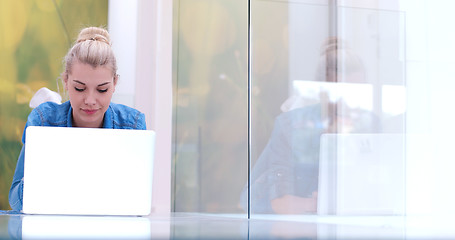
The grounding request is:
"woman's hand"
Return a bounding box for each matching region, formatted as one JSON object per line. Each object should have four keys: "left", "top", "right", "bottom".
{"left": 271, "top": 192, "right": 318, "bottom": 214}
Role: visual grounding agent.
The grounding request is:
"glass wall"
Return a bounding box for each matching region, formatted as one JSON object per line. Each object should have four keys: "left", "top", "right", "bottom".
{"left": 172, "top": 0, "right": 248, "bottom": 213}
{"left": 172, "top": 0, "right": 406, "bottom": 215}
{"left": 0, "top": 0, "right": 108, "bottom": 210}
{"left": 249, "top": 1, "right": 405, "bottom": 215}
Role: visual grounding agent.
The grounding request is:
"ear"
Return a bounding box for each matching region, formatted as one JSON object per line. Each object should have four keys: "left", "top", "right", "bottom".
{"left": 113, "top": 74, "right": 119, "bottom": 92}
{"left": 63, "top": 73, "right": 69, "bottom": 91}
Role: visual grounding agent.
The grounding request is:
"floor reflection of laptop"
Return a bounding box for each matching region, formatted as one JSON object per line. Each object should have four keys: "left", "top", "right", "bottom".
{"left": 317, "top": 134, "right": 405, "bottom": 215}
{"left": 22, "top": 126, "right": 155, "bottom": 216}
{"left": 21, "top": 215, "right": 152, "bottom": 239}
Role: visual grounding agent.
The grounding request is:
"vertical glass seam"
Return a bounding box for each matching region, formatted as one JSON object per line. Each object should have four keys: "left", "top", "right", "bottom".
{"left": 247, "top": 0, "right": 252, "bottom": 219}
{"left": 171, "top": 0, "right": 182, "bottom": 213}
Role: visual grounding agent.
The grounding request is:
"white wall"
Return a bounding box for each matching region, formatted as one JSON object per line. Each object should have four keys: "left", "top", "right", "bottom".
{"left": 401, "top": 0, "right": 455, "bottom": 216}
{"left": 108, "top": 0, "right": 138, "bottom": 107}
{"left": 108, "top": 0, "right": 172, "bottom": 214}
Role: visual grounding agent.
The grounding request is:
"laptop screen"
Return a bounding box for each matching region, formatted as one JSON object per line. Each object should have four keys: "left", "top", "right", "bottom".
{"left": 22, "top": 126, "right": 155, "bottom": 216}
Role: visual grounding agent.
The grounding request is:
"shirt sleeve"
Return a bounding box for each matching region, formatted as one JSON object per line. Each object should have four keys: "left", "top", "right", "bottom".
{"left": 9, "top": 145, "right": 25, "bottom": 211}
{"left": 9, "top": 108, "right": 42, "bottom": 211}
{"left": 137, "top": 112, "right": 146, "bottom": 130}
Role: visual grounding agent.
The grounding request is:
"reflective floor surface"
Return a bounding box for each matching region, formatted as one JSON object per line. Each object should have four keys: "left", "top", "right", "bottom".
{"left": 1, "top": 211, "right": 455, "bottom": 239}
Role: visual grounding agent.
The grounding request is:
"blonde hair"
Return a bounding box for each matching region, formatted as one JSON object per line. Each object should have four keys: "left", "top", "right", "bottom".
{"left": 315, "top": 37, "right": 365, "bottom": 82}
{"left": 62, "top": 27, "right": 118, "bottom": 78}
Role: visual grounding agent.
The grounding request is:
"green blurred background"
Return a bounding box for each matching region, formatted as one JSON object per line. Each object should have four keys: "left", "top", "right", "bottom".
{"left": 0, "top": 0, "right": 107, "bottom": 210}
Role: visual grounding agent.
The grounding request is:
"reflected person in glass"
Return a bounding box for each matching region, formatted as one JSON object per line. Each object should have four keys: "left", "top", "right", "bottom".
{"left": 241, "top": 37, "right": 380, "bottom": 214}
{"left": 9, "top": 27, "right": 146, "bottom": 211}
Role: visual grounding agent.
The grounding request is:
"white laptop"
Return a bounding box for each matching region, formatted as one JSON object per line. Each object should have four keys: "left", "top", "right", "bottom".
{"left": 22, "top": 126, "right": 155, "bottom": 216}
{"left": 317, "top": 133, "right": 405, "bottom": 215}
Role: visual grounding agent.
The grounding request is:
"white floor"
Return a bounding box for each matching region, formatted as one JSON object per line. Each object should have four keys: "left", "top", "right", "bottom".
{"left": 2, "top": 212, "right": 455, "bottom": 239}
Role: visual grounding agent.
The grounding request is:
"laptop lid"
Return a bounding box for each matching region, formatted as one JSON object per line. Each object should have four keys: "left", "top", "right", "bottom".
{"left": 22, "top": 126, "right": 155, "bottom": 216}
{"left": 317, "top": 133, "right": 405, "bottom": 215}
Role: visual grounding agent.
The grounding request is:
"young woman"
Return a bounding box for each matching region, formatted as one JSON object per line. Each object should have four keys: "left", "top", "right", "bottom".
{"left": 9, "top": 27, "right": 146, "bottom": 211}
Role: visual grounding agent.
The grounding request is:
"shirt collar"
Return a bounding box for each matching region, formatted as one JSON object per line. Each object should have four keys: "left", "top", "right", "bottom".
{"left": 102, "top": 104, "right": 113, "bottom": 128}
{"left": 67, "top": 105, "right": 73, "bottom": 127}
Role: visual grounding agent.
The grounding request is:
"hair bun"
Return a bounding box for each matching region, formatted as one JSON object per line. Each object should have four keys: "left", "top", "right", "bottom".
{"left": 320, "top": 36, "right": 349, "bottom": 55}
{"left": 76, "top": 27, "right": 111, "bottom": 45}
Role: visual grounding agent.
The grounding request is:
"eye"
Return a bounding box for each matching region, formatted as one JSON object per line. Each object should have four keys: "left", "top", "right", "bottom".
{"left": 98, "top": 89, "right": 108, "bottom": 93}
{"left": 75, "top": 87, "right": 85, "bottom": 92}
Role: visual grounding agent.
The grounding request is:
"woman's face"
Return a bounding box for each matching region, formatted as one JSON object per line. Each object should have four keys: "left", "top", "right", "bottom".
{"left": 64, "top": 61, "right": 116, "bottom": 128}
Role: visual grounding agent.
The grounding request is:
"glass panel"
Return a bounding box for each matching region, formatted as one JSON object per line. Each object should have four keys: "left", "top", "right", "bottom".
{"left": 172, "top": 0, "right": 248, "bottom": 213}
{"left": 0, "top": 1, "right": 108, "bottom": 210}
{"left": 249, "top": 1, "right": 406, "bottom": 215}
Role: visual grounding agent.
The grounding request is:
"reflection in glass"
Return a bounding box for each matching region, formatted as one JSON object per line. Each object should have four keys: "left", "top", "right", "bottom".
{"left": 247, "top": 1, "right": 405, "bottom": 215}
{"left": 172, "top": 0, "right": 248, "bottom": 213}
{"left": 318, "top": 133, "right": 405, "bottom": 215}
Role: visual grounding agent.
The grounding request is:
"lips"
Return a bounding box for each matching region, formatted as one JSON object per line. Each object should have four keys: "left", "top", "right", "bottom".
{"left": 82, "top": 109, "right": 99, "bottom": 115}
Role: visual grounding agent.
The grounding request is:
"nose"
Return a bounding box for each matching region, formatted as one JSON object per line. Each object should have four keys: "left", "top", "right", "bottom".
{"left": 84, "top": 91, "right": 96, "bottom": 106}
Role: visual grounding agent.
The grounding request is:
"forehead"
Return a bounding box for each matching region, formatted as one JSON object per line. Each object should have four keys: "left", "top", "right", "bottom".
{"left": 69, "top": 62, "right": 113, "bottom": 83}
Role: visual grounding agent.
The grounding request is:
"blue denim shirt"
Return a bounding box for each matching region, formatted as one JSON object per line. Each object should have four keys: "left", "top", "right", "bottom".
{"left": 8, "top": 101, "right": 146, "bottom": 211}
